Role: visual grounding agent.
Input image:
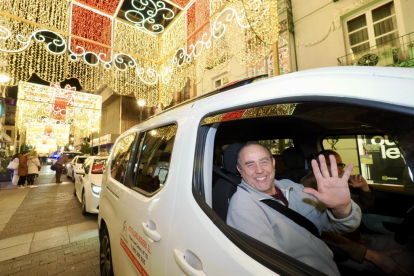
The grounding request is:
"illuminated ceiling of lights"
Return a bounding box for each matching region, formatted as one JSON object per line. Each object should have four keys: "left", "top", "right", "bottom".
{"left": 0, "top": 0, "right": 279, "bottom": 108}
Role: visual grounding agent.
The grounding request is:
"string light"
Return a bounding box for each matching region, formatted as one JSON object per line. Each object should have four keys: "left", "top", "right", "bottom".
{"left": 125, "top": 0, "right": 175, "bottom": 34}
{"left": 0, "top": 0, "right": 279, "bottom": 108}
{"left": 17, "top": 82, "right": 102, "bottom": 140}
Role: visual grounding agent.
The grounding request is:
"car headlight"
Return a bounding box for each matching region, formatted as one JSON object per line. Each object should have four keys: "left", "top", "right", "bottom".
{"left": 91, "top": 183, "right": 101, "bottom": 195}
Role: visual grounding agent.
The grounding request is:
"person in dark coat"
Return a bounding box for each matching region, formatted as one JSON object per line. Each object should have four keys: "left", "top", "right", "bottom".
{"left": 55, "top": 154, "right": 69, "bottom": 183}
{"left": 17, "top": 151, "right": 29, "bottom": 189}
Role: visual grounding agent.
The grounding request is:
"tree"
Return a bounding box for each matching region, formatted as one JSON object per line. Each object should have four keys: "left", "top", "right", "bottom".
{"left": 80, "top": 142, "right": 91, "bottom": 155}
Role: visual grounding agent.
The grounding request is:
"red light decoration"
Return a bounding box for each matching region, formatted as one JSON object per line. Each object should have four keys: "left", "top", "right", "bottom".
{"left": 70, "top": 4, "right": 112, "bottom": 61}
{"left": 75, "top": 0, "right": 122, "bottom": 15}
{"left": 50, "top": 83, "right": 76, "bottom": 123}
{"left": 221, "top": 110, "right": 246, "bottom": 122}
{"left": 186, "top": 0, "right": 210, "bottom": 37}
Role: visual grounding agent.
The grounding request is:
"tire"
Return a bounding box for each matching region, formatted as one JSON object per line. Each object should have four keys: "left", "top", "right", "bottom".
{"left": 81, "top": 190, "right": 88, "bottom": 215}
{"left": 100, "top": 227, "right": 114, "bottom": 276}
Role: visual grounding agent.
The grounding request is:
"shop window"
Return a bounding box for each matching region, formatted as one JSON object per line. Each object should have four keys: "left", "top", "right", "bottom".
{"left": 323, "top": 135, "right": 411, "bottom": 190}
{"left": 133, "top": 124, "right": 177, "bottom": 196}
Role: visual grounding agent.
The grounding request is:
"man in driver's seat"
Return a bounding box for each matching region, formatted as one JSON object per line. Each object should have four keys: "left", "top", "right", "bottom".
{"left": 227, "top": 141, "right": 361, "bottom": 276}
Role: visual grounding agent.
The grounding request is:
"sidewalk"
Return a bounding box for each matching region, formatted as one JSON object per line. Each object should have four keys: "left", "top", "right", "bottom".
{"left": 0, "top": 166, "right": 100, "bottom": 275}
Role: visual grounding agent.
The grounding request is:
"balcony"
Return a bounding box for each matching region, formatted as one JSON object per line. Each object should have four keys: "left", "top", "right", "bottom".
{"left": 337, "top": 32, "right": 414, "bottom": 68}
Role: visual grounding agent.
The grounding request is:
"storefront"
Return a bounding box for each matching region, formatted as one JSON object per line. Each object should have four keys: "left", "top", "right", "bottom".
{"left": 91, "top": 134, "right": 119, "bottom": 156}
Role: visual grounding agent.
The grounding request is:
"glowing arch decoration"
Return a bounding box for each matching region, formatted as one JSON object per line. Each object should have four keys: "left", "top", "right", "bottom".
{"left": 0, "top": 0, "right": 279, "bottom": 107}
{"left": 16, "top": 81, "right": 102, "bottom": 143}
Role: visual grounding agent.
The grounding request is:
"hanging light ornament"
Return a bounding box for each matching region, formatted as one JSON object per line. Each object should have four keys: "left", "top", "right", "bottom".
{"left": 0, "top": 0, "right": 279, "bottom": 108}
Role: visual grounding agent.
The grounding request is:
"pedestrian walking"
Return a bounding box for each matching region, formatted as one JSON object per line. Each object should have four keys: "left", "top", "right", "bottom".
{"left": 11, "top": 153, "right": 21, "bottom": 185}
{"left": 27, "top": 151, "right": 41, "bottom": 188}
{"left": 17, "top": 151, "right": 29, "bottom": 189}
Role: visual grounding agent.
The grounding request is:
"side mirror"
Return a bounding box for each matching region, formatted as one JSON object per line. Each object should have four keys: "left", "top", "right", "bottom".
{"left": 76, "top": 168, "right": 85, "bottom": 175}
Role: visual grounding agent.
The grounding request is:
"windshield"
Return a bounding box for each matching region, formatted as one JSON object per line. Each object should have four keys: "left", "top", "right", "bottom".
{"left": 77, "top": 158, "right": 86, "bottom": 164}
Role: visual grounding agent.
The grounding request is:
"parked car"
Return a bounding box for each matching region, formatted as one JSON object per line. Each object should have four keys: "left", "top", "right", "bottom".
{"left": 66, "top": 155, "right": 87, "bottom": 179}
{"left": 74, "top": 156, "right": 108, "bottom": 215}
{"left": 98, "top": 67, "right": 414, "bottom": 276}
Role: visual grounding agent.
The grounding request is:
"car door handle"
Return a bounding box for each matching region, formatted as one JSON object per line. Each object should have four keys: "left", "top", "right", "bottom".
{"left": 141, "top": 222, "right": 161, "bottom": 242}
{"left": 174, "top": 249, "right": 207, "bottom": 276}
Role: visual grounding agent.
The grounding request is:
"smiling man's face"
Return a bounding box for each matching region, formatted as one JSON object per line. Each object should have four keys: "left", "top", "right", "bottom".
{"left": 237, "top": 144, "right": 276, "bottom": 195}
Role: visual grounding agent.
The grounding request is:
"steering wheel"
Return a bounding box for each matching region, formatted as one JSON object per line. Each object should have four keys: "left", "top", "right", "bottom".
{"left": 394, "top": 205, "right": 414, "bottom": 245}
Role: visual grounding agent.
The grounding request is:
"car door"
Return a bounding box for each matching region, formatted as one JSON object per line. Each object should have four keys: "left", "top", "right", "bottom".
{"left": 76, "top": 158, "right": 90, "bottom": 201}
{"left": 107, "top": 124, "right": 178, "bottom": 276}
{"left": 69, "top": 156, "right": 77, "bottom": 177}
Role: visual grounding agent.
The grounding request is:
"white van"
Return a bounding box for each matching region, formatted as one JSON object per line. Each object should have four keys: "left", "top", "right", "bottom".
{"left": 98, "top": 67, "right": 414, "bottom": 276}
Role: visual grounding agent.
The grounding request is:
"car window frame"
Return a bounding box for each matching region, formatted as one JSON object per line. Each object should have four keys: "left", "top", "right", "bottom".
{"left": 129, "top": 123, "right": 178, "bottom": 198}
{"left": 108, "top": 131, "right": 139, "bottom": 186}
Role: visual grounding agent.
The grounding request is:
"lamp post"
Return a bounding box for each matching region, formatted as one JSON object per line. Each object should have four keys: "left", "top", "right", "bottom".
{"left": 137, "top": 100, "right": 145, "bottom": 122}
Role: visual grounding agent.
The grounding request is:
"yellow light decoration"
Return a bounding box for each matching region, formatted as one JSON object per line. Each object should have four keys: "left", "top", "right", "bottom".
{"left": 17, "top": 81, "right": 102, "bottom": 140}
{"left": 114, "top": 20, "right": 159, "bottom": 61}
{"left": 0, "top": 0, "right": 279, "bottom": 108}
{"left": 0, "top": 0, "right": 70, "bottom": 32}
{"left": 26, "top": 124, "right": 70, "bottom": 147}
{"left": 160, "top": 13, "right": 186, "bottom": 61}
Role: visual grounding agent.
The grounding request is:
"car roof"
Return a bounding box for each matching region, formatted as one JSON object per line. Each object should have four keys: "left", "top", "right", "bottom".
{"left": 118, "top": 67, "right": 414, "bottom": 139}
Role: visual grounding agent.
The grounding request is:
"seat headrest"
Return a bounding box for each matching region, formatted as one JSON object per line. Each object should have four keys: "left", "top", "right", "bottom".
{"left": 283, "top": 147, "right": 305, "bottom": 169}
{"left": 223, "top": 143, "right": 244, "bottom": 175}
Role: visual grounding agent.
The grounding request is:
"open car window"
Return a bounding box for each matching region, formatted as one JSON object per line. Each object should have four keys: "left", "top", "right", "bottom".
{"left": 194, "top": 101, "right": 414, "bottom": 276}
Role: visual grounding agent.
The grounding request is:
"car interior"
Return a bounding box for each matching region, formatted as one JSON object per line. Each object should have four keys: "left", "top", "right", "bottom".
{"left": 197, "top": 100, "right": 414, "bottom": 275}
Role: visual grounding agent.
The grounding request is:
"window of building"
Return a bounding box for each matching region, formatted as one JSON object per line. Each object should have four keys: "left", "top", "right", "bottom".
{"left": 133, "top": 124, "right": 177, "bottom": 196}
{"left": 345, "top": 1, "right": 399, "bottom": 54}
{"left": 110, "top": 133, "right": 137, "bottom": 184}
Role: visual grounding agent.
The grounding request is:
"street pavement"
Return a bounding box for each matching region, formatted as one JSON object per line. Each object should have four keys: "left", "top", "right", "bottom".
{"left": 0, "top": 166, "right": 100, "bottom": 276}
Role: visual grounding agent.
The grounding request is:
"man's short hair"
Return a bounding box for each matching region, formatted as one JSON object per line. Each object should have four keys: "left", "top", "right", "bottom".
{"left": 21, "top": 151, "right": 28, "bottom": 154}
{"left": 237, "top": 141, "right": 273, "bottom": 168}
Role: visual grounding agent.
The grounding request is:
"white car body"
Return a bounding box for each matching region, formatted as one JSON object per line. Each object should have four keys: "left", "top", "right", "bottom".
{"left": 98, "top": 67, "right": 414, "bottom": 276}
{"left": 67, "top": 156, "right": 88, "bottom": 179}
{"left": 74, "top": 156, "right": 108, "bottom": 214}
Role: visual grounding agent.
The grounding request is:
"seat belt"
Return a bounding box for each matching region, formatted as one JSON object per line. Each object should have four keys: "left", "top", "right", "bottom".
{"left": 238, "top": 184, "right": 350, "bottom": 261}
{"left": 213, "top": 165, "right": 238, "bottom": 187}
{"left": 260, "top": 199, "right": 320, "bottom": 238}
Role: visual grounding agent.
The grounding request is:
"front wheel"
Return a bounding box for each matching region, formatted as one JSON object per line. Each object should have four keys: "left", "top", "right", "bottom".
{"left": 100, "top": 227, "right": 114, "bottom": 276}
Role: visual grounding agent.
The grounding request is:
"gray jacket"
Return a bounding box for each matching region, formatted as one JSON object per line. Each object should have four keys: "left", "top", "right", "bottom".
{"left": 227, "top": 179, "right": 362, "bottom": 276}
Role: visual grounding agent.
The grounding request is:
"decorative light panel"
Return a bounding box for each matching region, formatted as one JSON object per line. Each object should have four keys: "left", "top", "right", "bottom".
{"left": 165, "top": 0, "right": 192, "bottom": 9}
{"left": 75, "top": 0, "right": 122, "bottom": 15}
{"left": 124, "top": 0, "right": 176, "bottom": 34}
{"left": 114, "top": 20, "right": 159, "bottom": 61}
{"left": 17, "top": 81, "right": 102, "bottom": 138}
{"left": 70, "top": 3, "right": 113, "bottom": 62}
{"left": 1, "top": 0, "right": 279, "bottom": 109}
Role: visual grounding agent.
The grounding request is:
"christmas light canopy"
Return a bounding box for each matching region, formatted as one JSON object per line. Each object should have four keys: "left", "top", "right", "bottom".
{"left": 1, "top": 0, "right": 279, "bottom": 108}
